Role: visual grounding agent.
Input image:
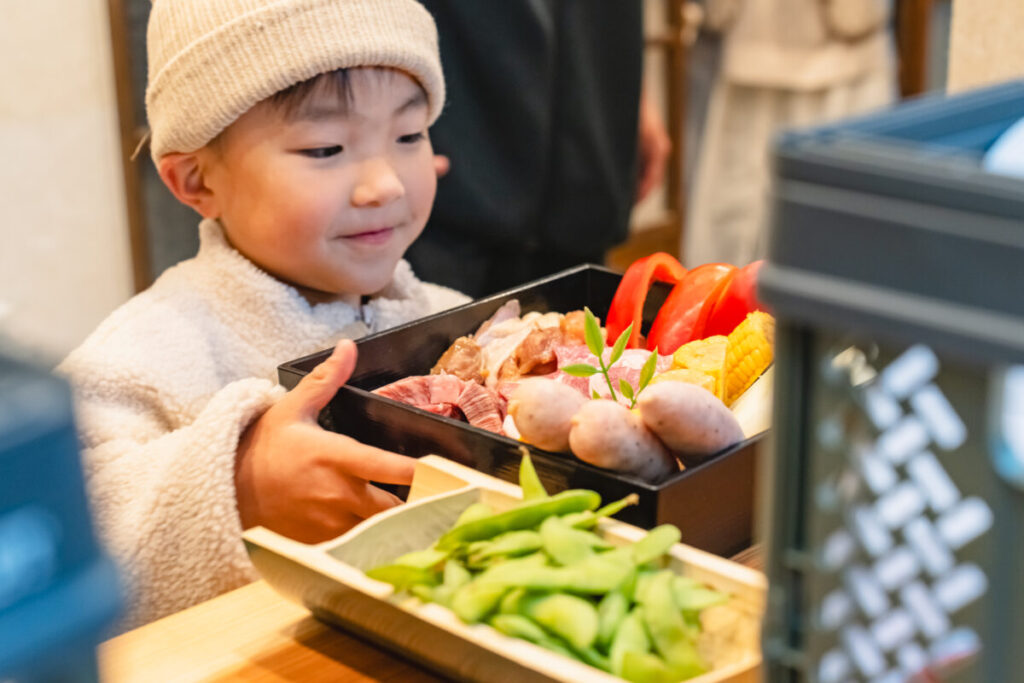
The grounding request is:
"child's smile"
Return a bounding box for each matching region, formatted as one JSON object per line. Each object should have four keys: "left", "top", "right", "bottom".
{"left": 197, "top": 68, "right": 437, "bottom": 305}
{"left": 341, "top": 227, "right": 395, "bottom": 245}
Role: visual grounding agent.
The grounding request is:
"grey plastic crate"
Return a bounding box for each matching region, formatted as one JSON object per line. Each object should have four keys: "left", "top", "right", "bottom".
{"left": 760, "top": 81, "right": 1024, "bottom": 682}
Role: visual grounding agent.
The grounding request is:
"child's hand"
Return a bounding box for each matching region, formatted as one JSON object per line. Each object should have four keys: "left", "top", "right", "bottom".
{"left": 234, "top": 340, "right": 416, "bottom": 543}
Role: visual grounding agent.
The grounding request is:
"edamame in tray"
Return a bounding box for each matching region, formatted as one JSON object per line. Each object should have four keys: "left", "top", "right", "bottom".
{"left": 244, "top": 454, "right": 766, "bottom": 683}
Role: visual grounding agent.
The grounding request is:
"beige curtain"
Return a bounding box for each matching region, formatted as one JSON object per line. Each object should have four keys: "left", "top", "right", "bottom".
{"left": 684, "top": 0, "right": 895, "bottom": 267}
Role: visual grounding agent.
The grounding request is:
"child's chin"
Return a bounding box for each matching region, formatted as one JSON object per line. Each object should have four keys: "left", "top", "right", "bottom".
{"left": 347, "top": 269, "right": 396, "bottom": 296}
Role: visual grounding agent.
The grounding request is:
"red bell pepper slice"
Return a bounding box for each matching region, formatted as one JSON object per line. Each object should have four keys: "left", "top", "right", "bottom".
{"left": 703, "top": 260, "right": 767, "bottom": 337}
{"left": 645, "top": 263, "right": 736, "bottom": 353}
{"left": 605, "top": 252, "right": 687, "bottom": 348}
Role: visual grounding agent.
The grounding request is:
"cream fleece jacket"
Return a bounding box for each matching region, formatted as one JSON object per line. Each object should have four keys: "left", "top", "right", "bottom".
{"left": 58, "top": 219, "right": 469, "bottom": 630}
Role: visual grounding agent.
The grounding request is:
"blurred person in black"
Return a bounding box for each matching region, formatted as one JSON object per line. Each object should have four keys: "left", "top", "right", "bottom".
{"left": 406, "top": 1, "right": 670, "bottom": 297}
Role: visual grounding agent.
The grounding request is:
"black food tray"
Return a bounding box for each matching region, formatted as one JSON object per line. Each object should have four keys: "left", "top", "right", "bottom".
{"left": 279, "top": 265, "right": 762, "bottom": 557}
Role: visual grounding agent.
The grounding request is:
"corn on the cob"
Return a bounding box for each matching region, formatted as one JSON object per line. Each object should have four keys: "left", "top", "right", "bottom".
{"left": 649, "top": 368, "right": 717, "bottom": 394}
{"left": 723, "top": 311, "right": 775, "bottom": 405}
{"left": 671, "top": 335, "right": 728, "bottom": 399}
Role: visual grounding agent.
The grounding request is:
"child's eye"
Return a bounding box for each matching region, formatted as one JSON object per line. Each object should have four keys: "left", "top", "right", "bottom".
{"left": 397, "top": 132, "right": 425, "bottom": 145}
{"left": 300, "top": 145, "right": 343, "bottom": 159}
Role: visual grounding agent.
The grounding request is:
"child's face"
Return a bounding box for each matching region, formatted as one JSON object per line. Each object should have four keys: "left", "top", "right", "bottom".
{"left": 199, "top": 68, "right": 436, "bottom": 303}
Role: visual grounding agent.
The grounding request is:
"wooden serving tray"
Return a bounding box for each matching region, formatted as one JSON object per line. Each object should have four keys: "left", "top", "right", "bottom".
{"left": 243, "top": 456, "right": 767, "bottom": 683}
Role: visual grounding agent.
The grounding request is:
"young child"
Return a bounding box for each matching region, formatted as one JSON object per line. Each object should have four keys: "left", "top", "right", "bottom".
{"left": 58, "top": 0, "right": 469, "bottom": 630}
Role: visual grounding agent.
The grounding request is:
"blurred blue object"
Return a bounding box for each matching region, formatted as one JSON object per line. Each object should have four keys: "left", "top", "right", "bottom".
{"left": 983, "top": 116, "right": 1024, "bottom": 178}
{"left": 0, "top": 354, "right": 121, "bottom": 681}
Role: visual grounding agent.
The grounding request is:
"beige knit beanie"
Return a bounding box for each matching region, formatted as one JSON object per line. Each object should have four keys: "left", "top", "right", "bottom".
{"left": 145, "top": 0, "right": 445, "bottom": 161}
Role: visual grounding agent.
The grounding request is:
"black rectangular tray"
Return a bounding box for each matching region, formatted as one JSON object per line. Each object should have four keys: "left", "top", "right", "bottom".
{"left": 279, "top": 264, "right": 762, "bottom": 558}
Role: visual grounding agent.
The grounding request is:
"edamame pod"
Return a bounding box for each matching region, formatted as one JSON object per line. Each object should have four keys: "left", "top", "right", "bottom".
{"left": 559, "top": 553, "right": 634, "bottom": 594}
{"left": 570, "top": 643, "right": 611, "bottom": 672}
{"left": 518, "top": 450, "right": 548, "bottom": 500}
{"left": 498, "top": 587, "right": 530, "bottom": 615}
{"left": 409, "top": 583, "right": 435, "bottom": 603}
{"left": 640, "top": 572, "right": 707, "bottom": 676}
{"left": 521, "top": 592, "right": 599, "bottom": 651}
{"left": 629, "top": 569, "right": 658, "bottom": 604}
{"left": 432, "top": 559, "right": 473, "bottom": 607}
{"left": 466, "top": 530, "right": 543, "bottom": 568}
{"left": 629, "top": 524, "right": 681, "bottom": 565}
{"left": 436, "top": 489, "right": 601, "bottom": 550}
{"left": 671, "top": 576, "right": 728, "bottom": 613}
{"left": 540, "top": 516, "right": 595, "bottom": 566}
{"left": 493, "top": 611, "right": 608, "bottom": 671}
{"left": 453, "top": 501, "right": 494, "bottom": 527}
{"left": 563, "top": 493, "right": 640, "bottom": 529}
{"left": 392, "top": 547, "right": 449, "bottom": 570}
{"left": 489, "top": 614, "right": 577, "bottom": 661}
{"left": 489, "top": 613, "right": 549, "bottom": 643}
{"left": 620, "top": 651, "right": 677, "bottom": 683}
{"left": 450, "top": 579, "right": 509, "bottom": 624}
{"left": 365, "top": 564, "right": 439, "bottom": 591}
{"left": 596, "top": 589, "right": 630, "bottom": 650}
{"left": 610, "top": 609, "right": 651, "bottom": 676}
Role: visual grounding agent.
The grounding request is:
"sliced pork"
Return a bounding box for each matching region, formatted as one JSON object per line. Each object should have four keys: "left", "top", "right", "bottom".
{"left": 373, "top": 374, "right": 506, "bottom": 433}
{"left": 456, "top": 382, "right": 505, "bottom": 433}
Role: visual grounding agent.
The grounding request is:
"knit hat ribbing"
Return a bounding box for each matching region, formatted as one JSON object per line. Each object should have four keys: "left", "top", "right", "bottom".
{"left": 145, "top": 0, "right": 445, "bottom": 161}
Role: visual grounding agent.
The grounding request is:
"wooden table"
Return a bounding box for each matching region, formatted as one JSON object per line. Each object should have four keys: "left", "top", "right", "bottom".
{"left": 99, "top": 546, "right": 763, "bottom": 682}
{"left": 98, "top": 579, "right": 443, "bottom": 682}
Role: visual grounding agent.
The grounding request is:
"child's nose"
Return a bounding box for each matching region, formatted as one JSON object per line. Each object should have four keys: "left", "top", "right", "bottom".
{"left": 351, "top": 159, "right": 405, "bottom": 207}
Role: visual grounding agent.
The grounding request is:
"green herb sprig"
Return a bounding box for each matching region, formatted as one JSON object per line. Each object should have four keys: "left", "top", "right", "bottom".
{"left": 561, "top": 307, "right": 659, "bottom": 407}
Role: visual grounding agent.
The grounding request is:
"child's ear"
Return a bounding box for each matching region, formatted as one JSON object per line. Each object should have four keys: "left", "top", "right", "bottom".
{"left": 157, "top": 152, "right": 219, "bottom": 218}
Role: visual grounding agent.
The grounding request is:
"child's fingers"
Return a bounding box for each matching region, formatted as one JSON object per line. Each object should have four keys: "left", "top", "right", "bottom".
{"left": 283, "top": 340, "right": 358, "bottom": 418}
{"left": 313, "top": 430, "right": 417, "bottom": 485}
{"left": 350, "top": 483, "right": 405, "bottom": 520}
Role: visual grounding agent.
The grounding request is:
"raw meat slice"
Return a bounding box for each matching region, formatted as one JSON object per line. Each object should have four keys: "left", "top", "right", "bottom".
{"left": 374, "top": 375, "right": 431, "bottom": 405}
{"left": 456, "top": 382, "right": 505, "bottom": 433}
{"left": 373, "top": 374, "right": 505, "bottom": 434}
{"left": 427, "top": 372, "right": 465, "bottom": 405}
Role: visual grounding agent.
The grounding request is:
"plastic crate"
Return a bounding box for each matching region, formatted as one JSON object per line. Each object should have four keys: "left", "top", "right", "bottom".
{"left": 759, "top": 81, "right": 1024, "bottom": 682}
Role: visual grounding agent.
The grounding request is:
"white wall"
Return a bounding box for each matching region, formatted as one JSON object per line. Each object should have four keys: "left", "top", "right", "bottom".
{"left": 0, "top": 1, "right": 133, "bottom": 366}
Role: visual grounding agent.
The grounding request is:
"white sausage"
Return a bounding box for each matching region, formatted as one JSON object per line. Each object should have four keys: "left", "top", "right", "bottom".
{"left": 568, "top": 400, "right": 676, "bottom": 482}
{"left": 508, "top": 378, "right": 587, "bottom": 452}
{"left": 636, "top": 382, "right": 744, "bottom": 466}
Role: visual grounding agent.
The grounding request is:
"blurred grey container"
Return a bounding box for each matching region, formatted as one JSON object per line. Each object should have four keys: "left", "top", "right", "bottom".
{"left": 759, "top": 80, "right": 1024, "bottom": 682}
